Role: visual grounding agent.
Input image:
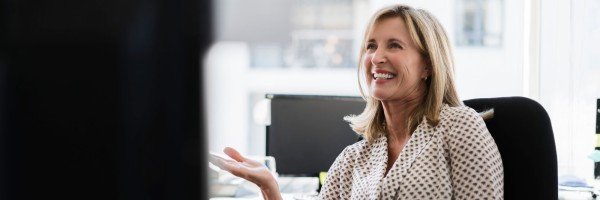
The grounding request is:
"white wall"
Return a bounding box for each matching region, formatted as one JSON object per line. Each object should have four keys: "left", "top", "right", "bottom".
{"left": 205, "top": 42, "right": 251, "bottom": 154}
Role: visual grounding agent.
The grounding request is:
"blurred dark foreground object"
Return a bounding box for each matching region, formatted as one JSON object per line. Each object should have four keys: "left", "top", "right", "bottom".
{"left": 0, "top": 0, "right": 211, "bottom": 199}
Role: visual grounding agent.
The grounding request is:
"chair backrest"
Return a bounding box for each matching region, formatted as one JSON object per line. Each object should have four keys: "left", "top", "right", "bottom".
{"left": 464, "top": 96, "right": 558, "bottom": 200}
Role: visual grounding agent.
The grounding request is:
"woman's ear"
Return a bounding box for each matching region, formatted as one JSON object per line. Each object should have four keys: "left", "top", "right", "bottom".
{"left": 423, "top": 57, "right": 432, "bottom": 77}
{"left": 423, "top": 65, "right": 432, "bottom": 78}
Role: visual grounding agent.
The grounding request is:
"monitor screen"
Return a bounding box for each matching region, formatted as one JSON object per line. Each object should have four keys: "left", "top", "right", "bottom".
{"left": 266, "top": 94, "right": 365, "bottom": 176}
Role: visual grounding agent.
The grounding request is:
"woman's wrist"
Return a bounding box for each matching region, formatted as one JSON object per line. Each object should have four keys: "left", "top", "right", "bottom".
{"left": 259, "top": 177, "right": 282, "bottom": 200}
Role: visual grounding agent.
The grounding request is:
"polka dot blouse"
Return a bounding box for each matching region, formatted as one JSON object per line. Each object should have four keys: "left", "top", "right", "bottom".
{"left": 318, "top": 104, "right": 504, "bottom": 200}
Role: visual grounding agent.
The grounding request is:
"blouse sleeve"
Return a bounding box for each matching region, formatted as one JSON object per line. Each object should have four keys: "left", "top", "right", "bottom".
{"left": 318, "top": 146, "right": 351, "bottom": 200}
{"left": 447, "top": 108, "right": 504, "bottom": 200}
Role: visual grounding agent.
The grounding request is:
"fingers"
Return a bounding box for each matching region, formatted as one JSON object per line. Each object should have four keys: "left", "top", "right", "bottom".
{"left": 223, "top": 147, "right": 265, "bottom": 166}
{"left": 210, "top": 154, "right": 246, "bottom": 174}
{"left": 210, "top": 154, "right": 250, "bottom": 179}
{"left": 209, "top": 153, "right": 230, "bottom": 170}
{"left": 210, "top": 150, "right": 273, "bottom": 187}
{"left": 224, "top": 147, "right": 246, "bottom": 163}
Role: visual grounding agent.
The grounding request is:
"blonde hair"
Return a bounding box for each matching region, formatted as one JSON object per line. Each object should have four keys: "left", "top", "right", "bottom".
{"left": 344, "top": 4, "right": 461, "bottom": 143}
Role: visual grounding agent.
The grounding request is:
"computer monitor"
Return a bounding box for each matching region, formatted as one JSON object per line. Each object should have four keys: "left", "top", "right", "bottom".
{"left": 266, "top": 94, "right": 365, "bottom": 177}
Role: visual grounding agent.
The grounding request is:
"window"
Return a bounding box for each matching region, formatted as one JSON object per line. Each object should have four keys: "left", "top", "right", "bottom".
{"left": 218, "top": 0, "right": 359, "bottom": 69}
{"left": 539, "top": 0, "right": 600, "bottom": 180}
{"left": 455, "top": 0, "right": 503, "bottom": 47}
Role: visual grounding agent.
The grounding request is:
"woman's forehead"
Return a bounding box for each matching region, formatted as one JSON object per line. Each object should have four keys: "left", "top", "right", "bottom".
{"left": 367, "top": 17, "right": 411, "bottom": 41}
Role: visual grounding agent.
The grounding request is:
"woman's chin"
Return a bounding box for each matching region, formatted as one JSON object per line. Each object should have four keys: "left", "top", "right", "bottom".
{"left": 370, "top": 92, "right": 392, "bottom": 101}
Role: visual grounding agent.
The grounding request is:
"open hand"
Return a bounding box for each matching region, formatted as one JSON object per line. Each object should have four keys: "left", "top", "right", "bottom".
{"left": 209, "top": 147, "right": 281, "bottom": 199}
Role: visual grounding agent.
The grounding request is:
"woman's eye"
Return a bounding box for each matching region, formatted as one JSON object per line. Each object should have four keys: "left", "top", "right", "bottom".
{"left": 390, "top": 43, "right": 403, "bottom": 49}
{"left": 366, "top": 43, "right": 376, "bottom": 50}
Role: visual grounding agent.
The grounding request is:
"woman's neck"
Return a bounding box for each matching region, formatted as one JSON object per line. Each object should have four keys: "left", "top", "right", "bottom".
{"left": 381, "top": 96, "right": 422, "bottom": 142}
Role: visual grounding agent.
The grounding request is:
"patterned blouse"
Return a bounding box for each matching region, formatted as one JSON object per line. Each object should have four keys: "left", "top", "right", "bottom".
{"left": 318, "top": 104, "right": 504, "bottom": 200}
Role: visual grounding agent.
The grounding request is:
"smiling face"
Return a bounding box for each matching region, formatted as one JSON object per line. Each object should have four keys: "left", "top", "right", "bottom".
{"left": 364, "top": 17, "right": 430, "bottom": 102}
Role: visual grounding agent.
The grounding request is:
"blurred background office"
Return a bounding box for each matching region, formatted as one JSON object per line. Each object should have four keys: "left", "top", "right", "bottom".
{"left": 206, "top": 0, "right": 600, "bottom": 186}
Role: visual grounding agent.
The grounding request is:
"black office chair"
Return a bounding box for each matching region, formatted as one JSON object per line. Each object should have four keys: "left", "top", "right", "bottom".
{"left": 464, "top": 96, "right": 558, "bottom": 200}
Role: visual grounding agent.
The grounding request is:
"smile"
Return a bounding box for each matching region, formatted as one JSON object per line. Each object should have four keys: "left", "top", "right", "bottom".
{"left": 373, "top": 73, "right": 396, "bottom": 80}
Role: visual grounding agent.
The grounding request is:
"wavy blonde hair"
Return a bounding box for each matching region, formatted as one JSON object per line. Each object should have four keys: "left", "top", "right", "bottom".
{"left": 344, "top": 4, "right": 461, "bottom": 143}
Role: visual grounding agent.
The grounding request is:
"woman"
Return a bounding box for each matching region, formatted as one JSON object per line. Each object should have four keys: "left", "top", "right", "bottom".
{"left": 210, "top": 4, "right": 503, "bottom": 200}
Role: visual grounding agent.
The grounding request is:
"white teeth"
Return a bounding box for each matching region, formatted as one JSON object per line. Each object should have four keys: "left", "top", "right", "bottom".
{"left": 373, "top": 73, "right": 395, "bottom": 79}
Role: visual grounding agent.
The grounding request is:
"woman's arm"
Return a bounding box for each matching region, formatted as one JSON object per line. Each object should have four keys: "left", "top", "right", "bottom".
{"left": 447, "top": 108, "right": 504, "bottom": 199}
{"left": 209, "top": 147, "right": 283, "bottom": 200}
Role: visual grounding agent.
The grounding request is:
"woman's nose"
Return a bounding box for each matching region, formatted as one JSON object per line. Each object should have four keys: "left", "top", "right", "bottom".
{"left": 371, "top": 51, "right": 386, "bottom": 64}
